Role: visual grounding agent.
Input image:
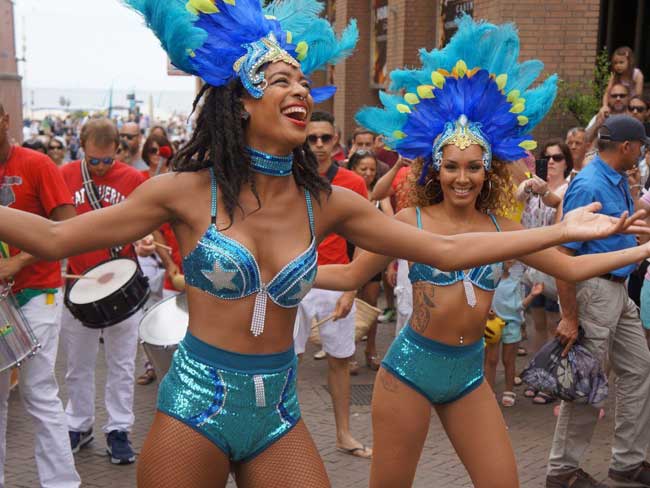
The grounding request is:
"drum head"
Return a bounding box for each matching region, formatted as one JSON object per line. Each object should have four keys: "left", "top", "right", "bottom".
{"left": 68, "top": 259, "right": 138, "bottom": 305}
{"left": 139, "top": 293, "right": 189, "bottom": 346}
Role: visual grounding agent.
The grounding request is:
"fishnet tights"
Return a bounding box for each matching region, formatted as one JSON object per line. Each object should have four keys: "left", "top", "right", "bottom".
{"left": 137, "top": 413, "right": 330, "bottom": 488}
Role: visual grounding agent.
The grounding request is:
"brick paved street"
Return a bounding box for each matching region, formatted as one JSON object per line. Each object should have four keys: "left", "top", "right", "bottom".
{"left": 7, "top": 320, "right": 621, "bottom": 488}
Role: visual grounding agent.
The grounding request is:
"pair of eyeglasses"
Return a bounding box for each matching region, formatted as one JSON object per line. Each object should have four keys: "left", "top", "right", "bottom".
{"left": 543, "top": 154, "right": 565, "bottom": 162}
{"left": 307, "top": 134, "right": 334, "bottom": 144}
{"left": 629, "top": 106, "right": 647, "bottom": 113}
{"left": 86, "top": 157, "right": 114, "bottom": 166}
{"left": 148, "top": 147, "right": 159, "bottom": 155}
{"left": 610, "top": 93, "right": 628, "bottom": 99}
{"left": 119, "top": 133, "right": 137, "bottom": 141}
{"left": 48, "top": 145, "right": 63, "bottom": 151}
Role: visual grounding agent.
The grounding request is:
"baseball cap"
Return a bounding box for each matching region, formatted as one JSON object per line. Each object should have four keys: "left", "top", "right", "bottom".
{"left": 598, "top": 114, "right": 650, "bottom": 146}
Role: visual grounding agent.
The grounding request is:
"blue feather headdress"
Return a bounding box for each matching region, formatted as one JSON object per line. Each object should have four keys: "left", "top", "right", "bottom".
{"left": 356, "top": 15, "right": 557, "bottom": 183}
{"left": 125, "top": 0, "right": 358, "bottom": 102}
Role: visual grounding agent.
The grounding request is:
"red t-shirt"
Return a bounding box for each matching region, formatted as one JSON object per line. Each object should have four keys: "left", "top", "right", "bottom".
{"left": 318, "top": 164, "right": 368, "bottom": 265}
{"left": 1, "top": 146, "right": 73, "bottom": 293}
{"left": 61, "top": 161, "right": 146, "bottom": 275}
{"left": 139, "top": 171, "right": 182, "bottom": 290}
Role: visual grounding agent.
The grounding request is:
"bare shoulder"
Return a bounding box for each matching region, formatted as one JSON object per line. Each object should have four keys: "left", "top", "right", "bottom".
{"left": 394, "top": 207, "right": 417, "bottom": 225}
{"left": 494, "top": 214, "right": 524, "bottom": 232}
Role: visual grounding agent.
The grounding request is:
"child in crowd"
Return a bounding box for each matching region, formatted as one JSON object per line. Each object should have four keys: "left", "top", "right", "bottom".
{"left": 485, "top": 261, "right": 543, "bottom": 407}
{"left": 603, "top": 46, "right": 645, "bottom": 106}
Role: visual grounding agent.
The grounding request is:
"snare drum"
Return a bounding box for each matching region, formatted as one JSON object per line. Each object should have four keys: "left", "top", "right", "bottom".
{"left": 65, "top": 258, "right": 150, "bottom": 329}
{"left": 0, "top": 286, "right": 40, "bottom": 373}
{"left": 139, "top": 293, "right": 188, "bottom": 380}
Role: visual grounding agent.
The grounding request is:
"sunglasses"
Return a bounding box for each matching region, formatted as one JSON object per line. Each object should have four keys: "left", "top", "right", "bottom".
{"left": 48, "top": 145, "right": 63, "bottom": 150}
{"left": 148, "top": 147, "right": 159, "bottom": 155}
{"left": 610, "top": 93, "right": 628, "bottom": 99}
{"left": 543, "top": 154, "right": 565, "bottom": 162}
{"left": 629, "top": 106, "right": 647, "bottom": 113}
{"left": 307, "top": 134, "right": 334, "bottom": 144}
{"left": 119, "top": 133, "right": 138, "bottom": 140}
{"left": 86, "top": 157, "right": 114, "bottom": 166}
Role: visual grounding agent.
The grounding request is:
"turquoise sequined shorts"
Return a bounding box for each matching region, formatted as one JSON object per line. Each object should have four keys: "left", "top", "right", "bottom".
{"left": 381, "top": 325, "right": 485, "bottom": 404}
{"left": 157, "top": 332, "right": 300, "bottom": 462}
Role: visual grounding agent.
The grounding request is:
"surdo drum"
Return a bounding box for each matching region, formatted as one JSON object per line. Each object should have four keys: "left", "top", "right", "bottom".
{"left": 139, "top": 293, "right": 189, "bottom": 379}
{"left": 0, "top": 284, "right": 40, "bottom": 373}
{"left": 65, "top": 258, "right": 150, "bottom": 328}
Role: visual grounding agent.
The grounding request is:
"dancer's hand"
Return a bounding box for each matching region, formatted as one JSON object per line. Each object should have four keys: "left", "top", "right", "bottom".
{"left": 0, "top": 256, "right": 22, "bottom": 281}
{"left": 561, "top": 203, "right": 649, "bottom": 241}
{"left": 556, "top": 317, "right": 579, "bottom": 357}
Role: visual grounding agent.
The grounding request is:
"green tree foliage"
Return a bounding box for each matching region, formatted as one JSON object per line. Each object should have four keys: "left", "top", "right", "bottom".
{"left": 554, "top": 49, "right": 611, "bottom": 126}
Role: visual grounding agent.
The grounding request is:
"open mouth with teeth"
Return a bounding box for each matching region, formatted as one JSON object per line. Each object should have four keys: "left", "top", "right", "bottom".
{"left": 281, "top": 105, "right": 308, "bottom": 127}
{"left": 452, "top": 187, "right": 473, "bottom": 197}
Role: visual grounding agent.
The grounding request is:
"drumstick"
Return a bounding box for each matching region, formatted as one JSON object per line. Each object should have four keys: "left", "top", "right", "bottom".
{"left": 314, "top": 313, "right": 336, "bottom": 328}
{"left": 153, "top": 242, "right": 173, "bottom": 252}
{"left": 62, "top": 273, "right": 98, "bottom": 280}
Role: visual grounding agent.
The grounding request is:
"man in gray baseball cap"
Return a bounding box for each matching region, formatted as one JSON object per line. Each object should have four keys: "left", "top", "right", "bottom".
{"left": 547, "top": 113, "right": 650, "bottom": 488}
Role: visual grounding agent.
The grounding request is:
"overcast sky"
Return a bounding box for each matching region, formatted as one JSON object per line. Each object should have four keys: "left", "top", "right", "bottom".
{"left": 13, "top": 0, "right": 196, "bottom": 92}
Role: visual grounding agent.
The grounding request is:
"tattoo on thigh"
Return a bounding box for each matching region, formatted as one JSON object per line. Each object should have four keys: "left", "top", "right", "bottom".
{"left": 380, "top": 371, "right": 400, "bottom": 393}
{"left": 412, "top": 287, "right": 434, "bottom": 333}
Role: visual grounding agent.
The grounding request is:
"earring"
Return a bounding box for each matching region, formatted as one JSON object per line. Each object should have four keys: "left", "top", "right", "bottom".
{"left": 241, "top": 111, "right": 250, "bottom": 121}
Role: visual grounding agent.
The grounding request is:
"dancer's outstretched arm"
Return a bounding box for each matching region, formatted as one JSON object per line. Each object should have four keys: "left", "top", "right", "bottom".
{"left": 497, "top": 216, "right": 650, "bottom": 281}
{"left": 315, "top": 251, "right": 391, "bottom": 291}
{"left": 322, "top": 187, "right": 647, "bottom": 273}
{"left": 0, "top": 173, "right": 175, "bottom": 260}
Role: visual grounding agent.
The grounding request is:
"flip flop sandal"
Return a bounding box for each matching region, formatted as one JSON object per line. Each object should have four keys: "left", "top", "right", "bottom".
{"left": 532, "top": 392, "right": 555, "bottom": 405}
{"left": 501, "top": 391, "right": 516, "bottom": 407}
{"left": 514, "top": 376, "right": 523, "bottom": 387}
{"left": 337, "top": 445, "right": 372, "bottom": 459}
{"left": 517, "top": 346, "right": 528, "bottom": 356}
{"left": 524, "top": 387, "right": 536, "bottom": 398}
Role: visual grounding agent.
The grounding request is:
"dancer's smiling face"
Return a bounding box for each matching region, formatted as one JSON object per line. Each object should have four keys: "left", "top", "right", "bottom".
{"left": 242, "top": 61, "right": 314, "bottom": 154}
{"left": 437, "top": 143, "right": 487, "bottom": 208}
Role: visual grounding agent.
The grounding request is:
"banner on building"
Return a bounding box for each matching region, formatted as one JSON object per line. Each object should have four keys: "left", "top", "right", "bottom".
{"left": 370, "top": 0, "right": 389, "bottom": 88}
{"left": 440, "top": 0, "right": 474, "bottom": 46}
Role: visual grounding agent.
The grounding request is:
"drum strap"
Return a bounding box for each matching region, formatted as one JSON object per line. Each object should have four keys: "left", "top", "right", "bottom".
{"left": 81, "top": 161, "right": 122, "bottom": 259}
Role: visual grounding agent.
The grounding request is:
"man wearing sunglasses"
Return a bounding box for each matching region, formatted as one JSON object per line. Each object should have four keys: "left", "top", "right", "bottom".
{"left": 59, "top": 118, "right": 146, "bottom": 466}
{"left": 118, "top": 122, "right": 146, "bottom": 170}
{"left": 0, "top": 103, "right": 81, "bottom": 487}
{"left": 294, "top": 111, "right": 373, "bottom": 459}
{"left": 586, "top": 83, "right": 630, "bottom": 144}
{"left": 548, "top": 115, "right": 650, "bottom": 487}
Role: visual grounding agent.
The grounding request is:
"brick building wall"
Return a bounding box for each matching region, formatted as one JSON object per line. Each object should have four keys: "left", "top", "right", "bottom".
{"left": 0, "top": 0, "right": 23, "bottom": 143}
{"left": 331, "top": 0, "right": 602, "bottom": 144}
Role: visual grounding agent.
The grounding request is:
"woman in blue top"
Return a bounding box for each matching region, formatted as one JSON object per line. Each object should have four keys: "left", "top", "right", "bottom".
{"left": 314, "top": 16, "right": 650, "bottom": 488}
{"left": 0, "top": 7, "right": 646, "bottom": 488}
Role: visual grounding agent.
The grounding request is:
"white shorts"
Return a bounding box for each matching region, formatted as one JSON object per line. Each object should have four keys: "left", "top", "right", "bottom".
{"left": 294, "top": 288, "right": 356, "bottom": 359}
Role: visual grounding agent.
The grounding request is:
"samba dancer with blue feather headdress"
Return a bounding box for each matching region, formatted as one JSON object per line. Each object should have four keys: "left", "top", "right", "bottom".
{"left": 311, "top": 15, "right": 650, "bottom": 487}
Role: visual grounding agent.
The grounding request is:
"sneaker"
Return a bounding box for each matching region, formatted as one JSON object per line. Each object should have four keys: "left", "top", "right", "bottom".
{"left": 313, "top": 349, "right": 327, "bottom": 360}
{"left": 609, "top": 461, "right": 650, "bottom": 486}
{"left": 106, "top": 430, "right": 136, "bottom": 465}
{"left": 546, "top": 468, "right": 609, "bottom": 487}
{"left": 69, "top": 428, "right": 94, "bottom": 454}
{"left": 378, "top": 308, "right": 396, "bottom": 323}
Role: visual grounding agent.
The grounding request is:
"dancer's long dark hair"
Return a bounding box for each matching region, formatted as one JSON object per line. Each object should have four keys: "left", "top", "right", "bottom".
{"left": 173, "top": 80, "right": 330, "bottom": 228}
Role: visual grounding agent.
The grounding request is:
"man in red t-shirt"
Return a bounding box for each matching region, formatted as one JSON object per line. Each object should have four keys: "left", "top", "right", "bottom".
{"left": 59, "top": 118, "right": 145, "bottom": 465}
{"left": 294, "top": 111, "right": 372, "bottom": 459}
{"left": 0, "top": 103, "right": 80, "bottom": 487}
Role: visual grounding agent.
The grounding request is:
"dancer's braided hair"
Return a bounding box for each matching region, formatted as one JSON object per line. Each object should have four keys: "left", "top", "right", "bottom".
{"left": 173, "top": 80, "right": 330, "bottom": 228}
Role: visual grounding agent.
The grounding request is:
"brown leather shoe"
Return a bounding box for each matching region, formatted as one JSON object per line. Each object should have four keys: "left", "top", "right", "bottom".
{"left": 546, "top": 469, "right": 609, "bottom": 488}
{"left": 609, "top": 461, "right": 650, "bottom": 486}
{"left": 137, "top": 369, "right": 156, "bottom": 385}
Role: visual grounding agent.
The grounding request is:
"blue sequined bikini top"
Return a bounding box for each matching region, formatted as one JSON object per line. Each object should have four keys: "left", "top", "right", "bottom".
{"left": 408, "top": 207, "right": 504, "bottom": 307}
{"left": 183, "top": 168, "right": 318, "bottom": 336}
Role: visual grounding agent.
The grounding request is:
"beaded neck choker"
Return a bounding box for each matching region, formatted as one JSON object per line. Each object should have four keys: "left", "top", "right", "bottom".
{"left": 247, "top": 147, "right": 294, "bottom": 177}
